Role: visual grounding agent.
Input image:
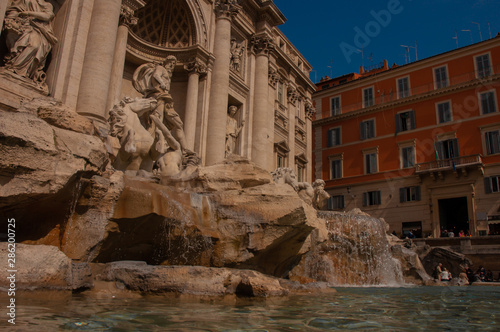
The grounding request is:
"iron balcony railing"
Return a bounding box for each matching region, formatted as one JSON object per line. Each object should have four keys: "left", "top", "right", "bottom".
{"left": 415, "top": 154, "right": 483, "bottom": 173}
{"left": 320, "top": 64, "right": 500, "bottom": 119}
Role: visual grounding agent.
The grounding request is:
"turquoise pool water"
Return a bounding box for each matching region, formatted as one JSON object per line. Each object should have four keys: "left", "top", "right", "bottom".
{"left": 2, "top": 286, "right": 499, "bottom": 331}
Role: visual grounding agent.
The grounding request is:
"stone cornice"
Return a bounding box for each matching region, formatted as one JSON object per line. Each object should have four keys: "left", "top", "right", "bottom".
{"left": 313, "top": 74, "right": 500, "bottom": 126}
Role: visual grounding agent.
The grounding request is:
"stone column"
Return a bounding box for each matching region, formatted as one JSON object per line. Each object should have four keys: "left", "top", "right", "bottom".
{"left": 305, "top": 100, "right": 316, "bottom": 182}
{"left": 76, "top": 0, "right": 122, "bottom": 124}
{"left": 251, "top": 34, "right": 275, "bottom": 171}
{"left": 106, "top": 3, "right": 141, "bottom": 110}
{"left": 184, "top": 59, "right": 207, "bottom": 151}
{"left": 205, "top": 0, "right": 241, "bottom": 166}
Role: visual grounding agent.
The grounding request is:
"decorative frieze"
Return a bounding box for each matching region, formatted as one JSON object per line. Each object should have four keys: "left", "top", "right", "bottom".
{"left": 250, "top": 34, "right": 275, "bottom": 56}
{"left": 120, "top": 4, "right": 139, "bottom": 27}
{"left": 287, "top": 85, "right": 299, "bottom": 105}
{"left": 184, "top": 58, "right": 208, "bottom": 77}
{"left": 214, "top": 0, "right": 241, "bottom": 19}
{"left": 268, "top": 68, "right": 280, "bottom": 88}
{"left": 305, "top": 100, "right": 316, "bottom": 120}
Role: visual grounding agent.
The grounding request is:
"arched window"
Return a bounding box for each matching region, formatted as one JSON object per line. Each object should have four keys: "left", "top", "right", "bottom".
{"left": 132, "top": 0, "right": 195, "bottom": 48}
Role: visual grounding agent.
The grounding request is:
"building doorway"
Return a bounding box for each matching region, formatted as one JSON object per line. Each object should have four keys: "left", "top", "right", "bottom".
{"left": 438, "top": 197, "right": 469, "bottom": 237}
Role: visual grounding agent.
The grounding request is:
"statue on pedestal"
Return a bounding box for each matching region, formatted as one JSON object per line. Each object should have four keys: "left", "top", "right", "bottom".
{"left": 2, "top": 0, "right": 58, "bottom": 91}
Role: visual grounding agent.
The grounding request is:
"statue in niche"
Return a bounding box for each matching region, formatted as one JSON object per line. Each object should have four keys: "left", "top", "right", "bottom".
{"left": 132, "top": 55, "right": 187, "bottom": 152}
{"left": 2, "top": 0, "right": 58, "bottom": 91}
{"left": 271, "top": 168, "right": 330, "bottom": 210}
{"left": 230, "top": 38, "right": 244, "bottom": 72}
{"left": 225, "top": 105, "right": 244, "bottom": 158}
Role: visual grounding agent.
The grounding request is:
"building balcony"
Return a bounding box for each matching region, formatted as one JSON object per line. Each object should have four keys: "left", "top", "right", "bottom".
{"left": 415, "top": 154, "right": 483, "bottom": 179}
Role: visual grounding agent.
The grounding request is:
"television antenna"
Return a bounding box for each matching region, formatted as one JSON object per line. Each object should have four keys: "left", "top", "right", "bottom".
{"left": 401, "top": 41, "right": 418, "bottom": 62}
{"left": 472, "top": 22, "right": 482, "bottom": 41}
{"left": 452, "top": 30, "right": 459, "bottom": 48}
{"left": 461, "top": 29, "right": 473, "bottom": 44}
{"left": 488, "top": 22, "right": 492, "bottom": 39}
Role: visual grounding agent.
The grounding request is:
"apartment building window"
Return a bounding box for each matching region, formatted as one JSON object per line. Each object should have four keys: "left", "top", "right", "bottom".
{"left": 400, "top": 186, "right": 421, "bottom": 202}
{"left": 330, "top": 96, "right": 341, "bottom": 116}
{"left": 364, "top": 150, "right": 378, "bottom": 174}
{"left": 437, "top": 101, "right": 452, "bottom": 123}
{"left": 363, "top": 190, "right": 381, "bottom": 206}
{"left": 277, "top": 81, "right": 284, "bottom": 104}
{"left": 363, "top": 87, "right": 374, "bottom": 108}
{"left": 328, "top": 195, "right": 345, "bottom": 210}
{"left": 395, "top": 110, "right": 416, "bottom": 133}
{"left": 434, "top": 66, "right": 448, "bottom": 89}
{"left": 401, "top": 146, "right": 415, "bottom": 168}
{"left": 485, "top": 175, "right": 500, "bottom": 193}
{"left": 330, "top": 156, "right": 343, "bottom": 180}
{"left": 397, "top": 77, "right": 410, "bottom": 99}
{"left": 485, "top": 130, "right": 500, "bottom": 155}
{"left": 479, "top": 90, "right": 497, "bottom": 115}
{"left": 360, "top": 119, "right": 375, "bottom": 140}
{"left": 327, "top": 127, "right": 341, "bottom": 147}
{"left": 435, "top": 138, "right": 459, "bottom": 159}
{"left": 475, "top": 54, "right": 491, "bottom": 78}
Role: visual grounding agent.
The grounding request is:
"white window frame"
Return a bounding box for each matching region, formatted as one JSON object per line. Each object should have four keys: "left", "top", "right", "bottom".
{"left": 474, "top": 52, "right": 493, "bottom": 79}
{"left": 435, "top": 100, "right": 453, "bottom": 124}
{"left": 398, "top": 140, "right": 417, "bottom": 169}
{"left": 327, "top": 126, "right": 341, "bottom": 147}
{"left": 480, "top": 123, "right": 500, "bottom": 156}
{"left": 396, "top": 75, "right": 411, "bottom": 99}
{"left": 330, "top": 95, "right": 342, "bottom": 116}
{"left": 363, "top": 147, "right": 379, "bottom": 175}
{"left": 433, "top": 64, "right": 449, "bottom": 89}
{"left": 329, "top": 154, "right": 343, "bottom": 180}
{"left": 360, "top": 118, "right": 376, "bottom": 140}
{"left": 362, "top": 86, "right": 375, "bottom": 108}
{"left": 478, "top": 89, "right": 498, "bottom": 115}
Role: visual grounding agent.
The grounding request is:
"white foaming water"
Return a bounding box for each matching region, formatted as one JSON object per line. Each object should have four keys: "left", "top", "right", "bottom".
{"left": 308, "top": 210, "right": 405, "bottom": 287}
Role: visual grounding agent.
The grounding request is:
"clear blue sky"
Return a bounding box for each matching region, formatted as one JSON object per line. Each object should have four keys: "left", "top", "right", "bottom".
{"left": 273, "top": 0, "right": 500, "bottom": 83}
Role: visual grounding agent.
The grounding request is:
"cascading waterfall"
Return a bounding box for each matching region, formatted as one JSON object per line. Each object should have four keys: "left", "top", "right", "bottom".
{"left": 298, "top": 210, "right": 404, "bottom": 286}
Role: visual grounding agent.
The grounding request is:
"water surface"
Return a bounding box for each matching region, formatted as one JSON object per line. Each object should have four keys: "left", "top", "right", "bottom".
{"left": 2, "top": 286, "right": 499, "bottom": 331}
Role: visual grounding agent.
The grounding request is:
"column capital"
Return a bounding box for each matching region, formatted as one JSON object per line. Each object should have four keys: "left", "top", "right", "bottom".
{"left": 250, "top": 34, "right": 275, "bottom": 56}
{"left": 184, "top": 59, "right": 208, "bottom": 77}
{"left": 305, "top": 100, "right": 316, "bottom": 121}
{"left": 120, "top": 4, "right": 139, "bottom": 27}
{"left": 214, "top": 0, "right": 241, "bottom": 20}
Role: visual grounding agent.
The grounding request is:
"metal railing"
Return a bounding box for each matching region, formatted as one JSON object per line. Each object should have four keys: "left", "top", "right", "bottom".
{"left": 415, "top": 154, "right": 483, "bottom": 173}
{"left": 319, "top": 64, "right": 500, "bottom": 119}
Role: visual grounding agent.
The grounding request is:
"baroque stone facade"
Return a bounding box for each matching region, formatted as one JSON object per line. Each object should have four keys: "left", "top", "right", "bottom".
{"left": 0, "top": 0, "right": 315, "bottom": 177}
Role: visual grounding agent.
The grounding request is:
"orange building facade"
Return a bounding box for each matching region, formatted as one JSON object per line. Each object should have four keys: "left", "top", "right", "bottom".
{"left": 313, "top": 36, "right": 500, "bottom": 238}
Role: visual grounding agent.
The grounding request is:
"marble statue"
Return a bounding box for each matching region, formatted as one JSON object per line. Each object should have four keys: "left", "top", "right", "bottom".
{"left": 2, "top": 0, "right": 58, "bottom": 90}
{"left": 108, "top": 97, "right": 159, "bottom": 172}
{"left": 272, "top": 168, "right": 329, "bottom": 209}
{"left": 312, "top": 179, "right": 330, "bottom": 210}
{"left": 132, "top": 56, "right": 187, "bottom": 152}
{"left": 230, "top": 38, "right": 244, "bottom": 72}
{"left": 225, "top": 105, "right": 244, "bottom": 157}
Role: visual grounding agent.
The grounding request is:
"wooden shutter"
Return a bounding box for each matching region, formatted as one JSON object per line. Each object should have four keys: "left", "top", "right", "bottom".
{"left": 415, "top": 186, "right": 421, "bottom": 201}
{"left": 399, "top": 188, "right": 406, "bottom": 203}
{"left": 363, "top": 192, "right": 368, "bottom": 206}
{"left": 360, "top": 122, "right": 366, "bottom": 140}
{"left": 409, "top": 110, "right": 416, "bottom": 130}
{"left": 395, "top": 114, "right": 402, "bottom": 134}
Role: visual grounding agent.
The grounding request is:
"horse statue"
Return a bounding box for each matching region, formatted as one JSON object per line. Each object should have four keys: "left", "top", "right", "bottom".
{"left": 271, "top": 168, "right": 330, "bottom": 209}
{"left": 108, "top": 97, "right": 160, "bottom": 173}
